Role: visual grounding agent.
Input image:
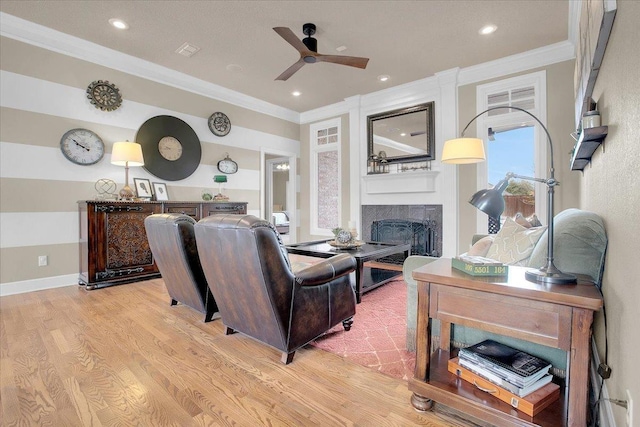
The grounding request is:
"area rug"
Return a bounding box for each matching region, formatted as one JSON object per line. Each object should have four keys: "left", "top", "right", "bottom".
{"left": 310, "top": 277, "right": 415, "bottom": 381}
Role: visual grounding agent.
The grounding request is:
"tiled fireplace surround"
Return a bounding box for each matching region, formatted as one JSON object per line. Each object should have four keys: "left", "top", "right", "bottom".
{"left": 362, "top": 205, "right": 443, "bottom": 258}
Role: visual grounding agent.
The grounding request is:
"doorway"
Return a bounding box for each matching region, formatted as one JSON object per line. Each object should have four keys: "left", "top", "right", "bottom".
{"left": 261, "top": 149, "right": 297, "bottom": 244}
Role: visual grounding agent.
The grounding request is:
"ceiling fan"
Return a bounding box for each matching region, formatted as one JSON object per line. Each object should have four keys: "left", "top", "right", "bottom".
{"left": 273, "top": 23, "right": 369, "bottom": 81}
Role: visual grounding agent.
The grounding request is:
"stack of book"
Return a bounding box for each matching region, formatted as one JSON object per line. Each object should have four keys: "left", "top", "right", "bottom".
{"left": 448, "top": 339, "right": 560, "bottom": 416}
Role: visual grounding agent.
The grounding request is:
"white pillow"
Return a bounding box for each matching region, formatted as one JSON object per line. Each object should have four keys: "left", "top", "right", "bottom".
{"left": 467, "top": 235, "right": 495, "bottom": 257}
{"left": 486, "top": 217, "right": 547, "bottom": 266}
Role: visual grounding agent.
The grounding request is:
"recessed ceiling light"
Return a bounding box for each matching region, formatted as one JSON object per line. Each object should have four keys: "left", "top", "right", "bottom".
{"left": 226, "top": 64, "right": 243, "bottom": 72}
{"left": 292, "top": 91, "right": 301, "bottom": 97}
{"left": 479, "top": 24, "right": 497, "bottom": 35}
{"left": 377, "top": 75, "right": 390, "bottom": 82}
{"left": 109, "top": 18, "right": 129, "bottom": 30}
{"left": 400, "top": 133, "right": 407, "bottom": 137}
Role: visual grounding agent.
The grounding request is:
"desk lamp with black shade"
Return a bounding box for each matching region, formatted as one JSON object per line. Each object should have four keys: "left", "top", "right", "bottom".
{"left": 442, "top": 106, "right": 576, "bottom": 285}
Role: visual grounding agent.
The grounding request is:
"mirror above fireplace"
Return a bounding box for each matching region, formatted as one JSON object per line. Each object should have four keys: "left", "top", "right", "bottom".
{"left": 367, "top": 102, "right": 435, "bottom": 167}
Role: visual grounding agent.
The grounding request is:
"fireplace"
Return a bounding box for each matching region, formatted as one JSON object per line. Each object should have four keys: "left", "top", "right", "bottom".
{"left": 362, "top": 205, "right": 442, "bottom": 263}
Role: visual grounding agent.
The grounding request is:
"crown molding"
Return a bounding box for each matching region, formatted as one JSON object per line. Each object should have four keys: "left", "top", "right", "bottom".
{"left": 457, "top": 40, "right": 575, "bottom": 86}
{"left": 299, "top": 100, "right": 351, "bottom": 124}
{"left": 0, "top": 12, "right": 300, "bottom": 124}
{"left": 2, "top": 12, "right": 574, "bottom": 126}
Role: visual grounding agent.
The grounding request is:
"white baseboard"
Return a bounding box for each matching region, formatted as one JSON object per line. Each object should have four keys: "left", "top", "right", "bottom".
{"left": 591, "top": 337, "right": 616, "bottom": 427}
{"left": 0, "top": 274, "right": 78, "bottom": 296}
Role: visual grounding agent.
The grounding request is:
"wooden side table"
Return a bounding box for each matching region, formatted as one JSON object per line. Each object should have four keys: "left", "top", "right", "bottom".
{"left": 408, "top": 258, "right": 603, "bottom": 427}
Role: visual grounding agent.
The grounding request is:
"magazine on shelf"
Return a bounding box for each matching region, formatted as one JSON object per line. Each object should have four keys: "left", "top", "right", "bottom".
{"left": 458, "top": 340, "right": 552, "bottom": 385}
{"left": 458, "top": 357, "right": 554, "bottom": 397}
{"left": 448, "top": 357, "right": 560, "bottom": 417}
{"left": 458, "top": 350, "right": 551, "bottom": 388}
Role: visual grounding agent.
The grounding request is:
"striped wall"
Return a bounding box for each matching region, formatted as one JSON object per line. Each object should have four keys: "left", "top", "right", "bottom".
{"left": 0, "top": 36, "right": 300, "bottom": 295}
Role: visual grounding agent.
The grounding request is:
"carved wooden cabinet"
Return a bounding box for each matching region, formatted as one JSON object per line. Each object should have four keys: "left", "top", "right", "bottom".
{"left": 79, "top": 201, "right": 248, "bottom": 290}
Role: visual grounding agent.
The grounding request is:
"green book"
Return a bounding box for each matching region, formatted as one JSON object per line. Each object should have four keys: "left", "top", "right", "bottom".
{"left": 452, "top": 256, "right": 508, "bottom": 276}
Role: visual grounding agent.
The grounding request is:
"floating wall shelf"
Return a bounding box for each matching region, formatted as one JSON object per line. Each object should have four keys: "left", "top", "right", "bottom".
{"left": 570, "top": 126, "right": 608, "bottom": 171}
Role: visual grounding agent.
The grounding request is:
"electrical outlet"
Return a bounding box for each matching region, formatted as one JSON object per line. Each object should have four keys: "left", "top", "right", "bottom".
{"left": 38, "top": 255, "right": 48, "bottom": 266}
{"left": 627, "top": 389, "right": 633, "bottom": 427}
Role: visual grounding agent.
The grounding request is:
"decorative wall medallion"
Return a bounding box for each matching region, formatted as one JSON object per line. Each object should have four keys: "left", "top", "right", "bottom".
{"left": 60, "top": 128, "right": 105, "bottom": 165}
{"left": 86, "top": 80, "right": 122, "bottom": 111}
{"left": 135, "top": 115, "right": 201, "bottom": 181}
{"left": 208, "top": 112, "right": 231, "bottom": 137}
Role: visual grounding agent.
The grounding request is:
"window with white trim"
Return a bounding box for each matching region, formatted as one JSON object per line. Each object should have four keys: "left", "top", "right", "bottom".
{"left": 310, "top": 118, "right": 341, "bottom": 236}
{"left": 475, "top": 71, "right": 547, "bottom": 233}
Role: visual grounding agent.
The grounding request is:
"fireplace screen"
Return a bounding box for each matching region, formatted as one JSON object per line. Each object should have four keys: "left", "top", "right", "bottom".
{"left": 371, "top": 219, "right": 438, "bottom": 263}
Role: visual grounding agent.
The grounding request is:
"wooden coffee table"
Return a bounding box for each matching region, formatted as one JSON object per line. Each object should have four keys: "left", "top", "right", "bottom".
{"left": 286, "top": 240, "right": 410, "bottom": 303}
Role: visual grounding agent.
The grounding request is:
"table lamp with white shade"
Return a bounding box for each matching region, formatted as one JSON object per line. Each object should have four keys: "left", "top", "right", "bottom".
{"left": 111, "top": 141, "right": 144, "bottom": 200}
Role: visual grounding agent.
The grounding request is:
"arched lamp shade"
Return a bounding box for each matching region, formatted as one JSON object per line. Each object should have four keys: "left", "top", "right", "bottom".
{"left": 441, "top": 137, "right": 486, "bottom": 164}
{"left": 468, "top": 177, "right": 510, "bottom": 219}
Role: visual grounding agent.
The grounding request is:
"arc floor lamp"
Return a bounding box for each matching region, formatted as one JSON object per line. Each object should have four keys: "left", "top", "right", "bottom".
{"left": 442, "top": 106, "right": 576, "bottom": 285}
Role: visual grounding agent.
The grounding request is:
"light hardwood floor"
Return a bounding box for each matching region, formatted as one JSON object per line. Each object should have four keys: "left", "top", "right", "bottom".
{"left": 1, "top": 279, "right": 477, "bottom": 426}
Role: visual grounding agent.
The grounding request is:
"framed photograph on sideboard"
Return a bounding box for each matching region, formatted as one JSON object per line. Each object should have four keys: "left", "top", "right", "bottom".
{"left": 152, "top": 182, "right": 169, "bottom": 201}
{"left": 133, "top": 178, "right": 152, "bottom": 199}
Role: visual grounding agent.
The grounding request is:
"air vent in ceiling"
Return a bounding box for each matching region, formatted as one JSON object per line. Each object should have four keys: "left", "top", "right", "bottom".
{"left": 175, "top": 42, "right": 200, "bottom": 57}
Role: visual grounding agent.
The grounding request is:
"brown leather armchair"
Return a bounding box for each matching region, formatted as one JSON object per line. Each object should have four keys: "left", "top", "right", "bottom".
{"left": 145, "top": 213, "right": 218, "bottom": 322}
{"left": 194, "top": 214, "right": 357, "bottom": 364}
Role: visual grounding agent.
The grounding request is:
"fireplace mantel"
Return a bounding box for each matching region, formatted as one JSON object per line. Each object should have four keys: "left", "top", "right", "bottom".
{"left": 362, "top": 170, "right": 439, "bottom": 194}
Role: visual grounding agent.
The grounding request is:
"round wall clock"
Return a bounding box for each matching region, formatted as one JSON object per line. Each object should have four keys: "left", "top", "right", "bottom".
{"left": 158, "top": 136, "right": 183, "bottom": 161}
{"left": 60, "top": 128, "right": 105, "bottom": 165}
{"left": 217, "top": 154, "right": 238, "bottom": 174}
{"left": 208, "top": 112, "right": 231, "bottom": 137}
{"left": 86, "top": 80, "right": 122, "bottom": 111}
{"left": 135, "top": 115, "right": 201, "bottom": 181}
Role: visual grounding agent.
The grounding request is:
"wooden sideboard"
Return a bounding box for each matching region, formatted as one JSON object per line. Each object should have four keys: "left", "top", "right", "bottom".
{"left": 78, "top": 200, "right": 247, "bottom": 290}
{"left": 409, "top": 258, "right": 603, "bottom": 427}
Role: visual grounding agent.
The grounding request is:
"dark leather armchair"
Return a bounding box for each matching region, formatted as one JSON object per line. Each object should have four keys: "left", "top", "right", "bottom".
{"left": 145, "top": 213, "right": 218, "bottom": 322}
{"left": 194, "top": 214, "right": 357, "bottom": 364}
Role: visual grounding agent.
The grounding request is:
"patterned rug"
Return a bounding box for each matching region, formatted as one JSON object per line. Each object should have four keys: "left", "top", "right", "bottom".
{"left": 310, "top": 277, "right": 415, "bottom": 381}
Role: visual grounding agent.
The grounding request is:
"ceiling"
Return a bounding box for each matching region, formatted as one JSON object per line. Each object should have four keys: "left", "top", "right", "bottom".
{"left": 0, "top": 1, "right": 569, "bottom": 113}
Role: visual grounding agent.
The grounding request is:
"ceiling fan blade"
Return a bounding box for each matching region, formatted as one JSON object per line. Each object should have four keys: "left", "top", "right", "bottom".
{"left": 275, "top": 59, "right": 306, "bottom": 81}
{"left": 315, "top": 54, "right": 369, "bottom": 69}
{"left": 273, "top": 27, "right": 310, "bottom": 54}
